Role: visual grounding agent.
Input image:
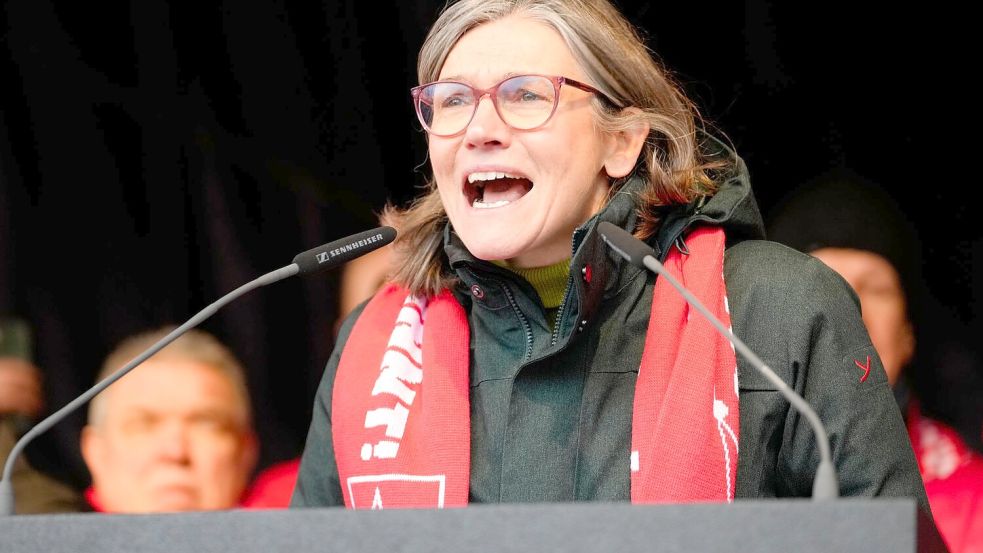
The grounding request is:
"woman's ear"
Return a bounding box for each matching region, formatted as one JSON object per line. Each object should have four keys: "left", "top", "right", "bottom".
{"left": 603, "top": 108, "right": 649, "bottom": 178}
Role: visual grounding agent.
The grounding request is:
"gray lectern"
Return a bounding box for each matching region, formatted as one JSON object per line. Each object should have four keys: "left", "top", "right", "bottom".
{"left": 0, "top": 499, "right": 946, "bottom": 553}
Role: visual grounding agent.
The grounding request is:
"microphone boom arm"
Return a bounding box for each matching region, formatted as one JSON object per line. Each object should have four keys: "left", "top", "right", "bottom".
{"left": 598, "top": 221, "right": 838, "bottom": 500}
{"left": 0, "top": 225, "right": 395, "bottom": 515}
{"left": 640, "top": 255, "right": 839, "bottom": 500}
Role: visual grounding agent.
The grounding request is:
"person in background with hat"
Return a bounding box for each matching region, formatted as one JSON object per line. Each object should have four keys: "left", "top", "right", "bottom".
{"left": 769, "top": 168, "right": 983, "bottom": 553}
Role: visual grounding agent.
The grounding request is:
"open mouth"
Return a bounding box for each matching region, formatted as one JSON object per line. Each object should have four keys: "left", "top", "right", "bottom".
{"left": 465, "top": 171, "right": 534, "bottom": 209}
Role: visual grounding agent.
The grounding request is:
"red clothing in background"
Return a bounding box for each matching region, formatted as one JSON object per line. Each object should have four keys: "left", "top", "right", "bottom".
{"left": 241, "top": 458, "right": 301, "bottom": 509}
{"left": 908, "top": 404, "right": 983, "bottom": 553}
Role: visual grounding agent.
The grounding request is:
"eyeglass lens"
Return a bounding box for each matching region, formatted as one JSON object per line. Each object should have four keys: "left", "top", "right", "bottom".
{"left": 417, "top": 75, "right": 557, "bottom": 136}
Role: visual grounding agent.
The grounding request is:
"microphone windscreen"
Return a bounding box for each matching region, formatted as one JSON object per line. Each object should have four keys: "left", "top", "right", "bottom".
{"left": 597, "top": 221, "right": 655, "bottom": 268}
{"left": 293, "top": 226, "right": 396, "bottom": 275}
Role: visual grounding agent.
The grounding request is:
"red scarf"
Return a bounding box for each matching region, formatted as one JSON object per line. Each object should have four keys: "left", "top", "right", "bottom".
{"left": 332, "top": 226, "right": 739, "bottom": 508}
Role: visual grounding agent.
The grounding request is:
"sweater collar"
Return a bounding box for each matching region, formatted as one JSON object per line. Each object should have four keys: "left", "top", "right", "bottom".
{"left": 493, "top": 258, "right": 572, "bottom": 309}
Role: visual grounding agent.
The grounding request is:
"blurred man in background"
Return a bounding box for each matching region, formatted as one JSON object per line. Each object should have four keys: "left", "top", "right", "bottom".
{"left": 1, "top": 316, "right": 84, "bottom": 513}
{"left": 0, "top": 355, "right": 84, "bottom": 513}
{"left": 81, "top": 327, "right": 257, "bottom": 513}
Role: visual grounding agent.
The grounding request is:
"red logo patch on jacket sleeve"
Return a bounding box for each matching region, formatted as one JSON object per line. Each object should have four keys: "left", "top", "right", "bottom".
{"left": 854, "top": 355, "right": 871, "bottom": 383}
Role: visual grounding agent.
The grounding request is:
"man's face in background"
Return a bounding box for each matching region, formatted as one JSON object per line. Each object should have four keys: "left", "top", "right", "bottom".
{"left": 81, "top": 358, "right": 257, "bottom": 513}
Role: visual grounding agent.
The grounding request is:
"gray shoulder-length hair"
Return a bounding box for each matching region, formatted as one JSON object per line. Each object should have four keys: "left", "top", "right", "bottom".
{"left": 382, "top": 0, "right": 724, "bottom": 298}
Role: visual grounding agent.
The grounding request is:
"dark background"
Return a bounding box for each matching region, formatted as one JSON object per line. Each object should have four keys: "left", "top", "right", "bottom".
{"left": 1, "top": 1, "right": 979, "bottom": 488}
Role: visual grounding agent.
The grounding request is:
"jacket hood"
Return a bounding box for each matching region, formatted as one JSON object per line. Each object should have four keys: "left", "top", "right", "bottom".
{"left": 652, "top": 135, "right": 766, "bottom": 260}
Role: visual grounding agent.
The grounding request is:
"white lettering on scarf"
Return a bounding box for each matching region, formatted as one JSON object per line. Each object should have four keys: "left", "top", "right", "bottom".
{"left": 361, "top": 296, "right": 427, "bottom": 461}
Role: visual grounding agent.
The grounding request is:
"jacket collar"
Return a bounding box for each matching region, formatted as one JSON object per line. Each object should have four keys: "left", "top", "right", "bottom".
{"left": 442, "top": 175, "right": 648, "bottom": 330}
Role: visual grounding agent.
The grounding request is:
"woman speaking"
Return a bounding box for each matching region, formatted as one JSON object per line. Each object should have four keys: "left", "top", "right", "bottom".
{"left": 292, "top": 0, "right": 927, "bottom": 509}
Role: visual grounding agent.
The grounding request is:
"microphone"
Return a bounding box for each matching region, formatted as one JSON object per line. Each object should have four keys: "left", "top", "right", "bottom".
{"left": 293, "top": 226, "right": 396, "bottom": 276}
{"left": 0, "top": 226, "right": 396, "bottom": 515}
{"left": 597, "top": 221, "right": 839, "bottom": 500}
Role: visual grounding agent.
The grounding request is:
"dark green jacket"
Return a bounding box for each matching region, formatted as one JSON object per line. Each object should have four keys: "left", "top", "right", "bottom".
{"left": 292, "top": 151, "right": 928, "bottom": 509}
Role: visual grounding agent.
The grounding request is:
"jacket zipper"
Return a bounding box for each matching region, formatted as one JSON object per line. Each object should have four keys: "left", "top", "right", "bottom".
{"left": 497, "top": 279, "right": 535, "bottom": 362}
{"left": 550, "top": 226, "right": 587, "bottom": 347}
{"left": 550, "top": 275, "right": 573, "bottom": 347}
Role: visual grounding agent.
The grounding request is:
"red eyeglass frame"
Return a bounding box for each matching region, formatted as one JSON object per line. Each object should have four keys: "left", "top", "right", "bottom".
{"left": 410, "top": 74, "right": 623, "bottom": 137}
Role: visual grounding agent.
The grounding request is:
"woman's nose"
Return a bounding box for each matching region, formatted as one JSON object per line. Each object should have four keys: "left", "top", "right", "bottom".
{"left": 464, "top": 95, "right": 511, "bottom": 148}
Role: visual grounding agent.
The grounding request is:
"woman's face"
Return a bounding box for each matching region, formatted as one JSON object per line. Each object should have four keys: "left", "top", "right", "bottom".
{"left": 429, "top": 16, "right": 617, "bottom": 268}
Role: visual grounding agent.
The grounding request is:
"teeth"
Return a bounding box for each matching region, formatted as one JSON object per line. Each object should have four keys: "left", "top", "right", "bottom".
{"left": 467, "top": 171, "right": 523, "bottom": 184}
{"left": 473, "top": 198, "right": 512, "bottom": 209}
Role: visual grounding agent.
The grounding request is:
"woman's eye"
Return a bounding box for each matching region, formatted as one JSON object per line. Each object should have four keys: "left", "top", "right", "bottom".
{"left": 440, "top": 94, "right": 471, "bottom": 108}
{"left": 506, "top": 89, "right": 544, "bottom": 102}
{"left": 502, "top": 87, "right": 549, "bottom": 105}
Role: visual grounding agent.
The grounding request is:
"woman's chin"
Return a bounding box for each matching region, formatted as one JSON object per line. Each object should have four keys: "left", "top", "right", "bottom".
{"left": 463, "top": 238, "right": 528, "bottom": 264}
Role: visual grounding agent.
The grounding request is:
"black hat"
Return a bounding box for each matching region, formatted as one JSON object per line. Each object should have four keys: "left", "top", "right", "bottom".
{"left": 767, "top": 167, "right": 921, "bottom": 284}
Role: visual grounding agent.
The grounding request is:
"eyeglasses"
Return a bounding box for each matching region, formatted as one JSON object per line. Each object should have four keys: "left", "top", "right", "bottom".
{"left": 410, "top": 74, "right": 622, "bottom": 137}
